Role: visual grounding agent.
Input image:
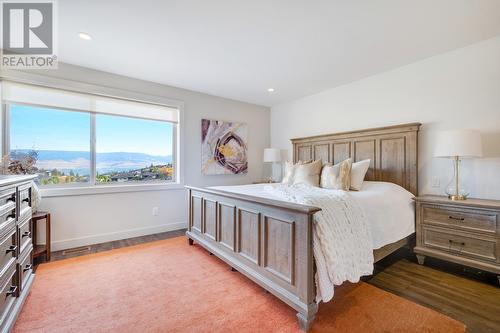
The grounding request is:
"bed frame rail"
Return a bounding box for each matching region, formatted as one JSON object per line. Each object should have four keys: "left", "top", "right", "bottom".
{"left": 186, "top": 186, "right": 321, "bottom": 330}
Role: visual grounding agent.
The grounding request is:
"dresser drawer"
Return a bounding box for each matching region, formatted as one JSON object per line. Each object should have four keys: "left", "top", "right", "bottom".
{"left": 0, "top": 228, "right": 16, "bottom": 278}
{"left": 0, "top": 263, "right": 17, "bottom": 326}
{"left": 19, "top": 206, "right": 32, "bottom": 225}
{"left": 18, "top": 217, "right": 31, "bottom": 256}
{"left": 18, "top": 185, "right": 31, "bottom": 214}
{"left": 0, "top": 209, "right": 16, "bottom": 240}
{"left": 0, "top": 187, "right": 16, "bottom": 213}
{"left": 18, "top": 247, "right": 32, "bottom": 292}
{"left": 423, "top": 227, "right": 497, "bottom": 262}
{"left": 422, "top": 205, "right": 497, "bottom": 234}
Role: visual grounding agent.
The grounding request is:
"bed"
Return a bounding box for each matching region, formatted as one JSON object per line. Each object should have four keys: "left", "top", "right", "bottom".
{"left": 186, "top": 123, "right": 421, "bottom": 330}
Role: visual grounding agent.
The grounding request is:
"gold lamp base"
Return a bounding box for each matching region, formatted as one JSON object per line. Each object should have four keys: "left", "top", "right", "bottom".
{"left": 445, "top": 156, "right": 469, "bottom": 201}
{"left": 449, "top": 194, "right": 467, "bottom": 201}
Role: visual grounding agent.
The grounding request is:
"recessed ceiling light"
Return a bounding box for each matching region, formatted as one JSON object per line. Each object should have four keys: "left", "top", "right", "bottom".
{"left": 78, "top": 32, "right": 92, "bottom": 40}
{"left": 267, "top": 88, "right": 275, "bottom": 93}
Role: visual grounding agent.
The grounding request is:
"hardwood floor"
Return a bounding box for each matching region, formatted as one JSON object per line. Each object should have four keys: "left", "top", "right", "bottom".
{"left": 368, "top": 249, "right": 500, "bottom": 333}
{"left": 40, "top": 232, "right": 499, "bottom": 333}
{"left": 43, "top": 229, "right": 186, "bottom": 263}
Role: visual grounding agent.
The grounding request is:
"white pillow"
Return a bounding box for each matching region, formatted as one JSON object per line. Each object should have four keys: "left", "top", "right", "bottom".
{"left": 281, "top": 161, "right": 295, "bottom": 184}
{"left": 282, "top": 160, "right": 310, "bottom": 184}
{"left": 350, "top": 159, "right": 371, "bottom": 190}
{"left": 320, "top": 158, "right": 352, "bottom": 190}
{"left": 292, "top": 160, "right": 323, "bottom": 187}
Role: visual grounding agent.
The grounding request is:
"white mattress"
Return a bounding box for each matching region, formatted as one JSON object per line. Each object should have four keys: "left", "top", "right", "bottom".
{"left": 211, "top": 181, "right": 415, "bottom": 250}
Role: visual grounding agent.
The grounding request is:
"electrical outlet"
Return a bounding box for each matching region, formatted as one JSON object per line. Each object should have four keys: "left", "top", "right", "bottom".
{"left": 431, "top": 177, "right": 440, "bottom": 188}
{"left": 152, "top": 207, "right": 159, "bottom": 216}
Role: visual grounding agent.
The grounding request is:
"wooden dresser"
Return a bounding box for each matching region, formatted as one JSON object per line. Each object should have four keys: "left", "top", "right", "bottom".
{"left": 0, "top": 175, "right": 36, "bottom": 333}
{"left": 414, "top": 195, "right": 500, "bottom": 284}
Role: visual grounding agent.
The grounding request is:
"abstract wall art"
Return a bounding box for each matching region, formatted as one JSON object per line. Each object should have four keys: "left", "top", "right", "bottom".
{"left": 201, "top": 119, "right": 248, "bottom": 175}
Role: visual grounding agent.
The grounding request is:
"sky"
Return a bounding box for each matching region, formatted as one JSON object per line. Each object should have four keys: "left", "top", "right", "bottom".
{"left": 10, "top": 104, "right": 174, "bottom": 156}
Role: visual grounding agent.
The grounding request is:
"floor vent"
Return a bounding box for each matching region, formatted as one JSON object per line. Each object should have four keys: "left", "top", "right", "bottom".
{"left": 62, "top": 246, "right": 91, "bottom": 256}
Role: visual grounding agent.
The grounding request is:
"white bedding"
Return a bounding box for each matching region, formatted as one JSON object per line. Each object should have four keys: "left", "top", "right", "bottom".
{"left": 212, "top": 181, "right": 415, "bottom": 250}
{"left": 263, "top": 183, "right": 374, "bottom": 303}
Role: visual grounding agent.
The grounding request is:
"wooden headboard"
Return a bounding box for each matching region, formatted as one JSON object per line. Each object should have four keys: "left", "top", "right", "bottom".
{"left": 291, "top": 123, "right": 421, "bottom": 195}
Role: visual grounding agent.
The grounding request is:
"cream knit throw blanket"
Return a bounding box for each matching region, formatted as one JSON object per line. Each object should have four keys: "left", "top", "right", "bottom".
{"left": 266, "top": 184, "right": 373, "bottom": 303}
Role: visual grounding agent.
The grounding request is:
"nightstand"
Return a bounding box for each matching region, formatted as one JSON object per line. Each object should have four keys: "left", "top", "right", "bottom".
{"left": 414, "top": 195, "right": 500, "bottom": 284}
{"left": 32, "top": 211, "right": 51, "bottom": 262}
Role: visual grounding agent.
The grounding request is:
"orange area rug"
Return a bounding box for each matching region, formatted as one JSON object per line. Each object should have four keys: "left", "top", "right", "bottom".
{"left": 14, "top": 237, "right": 465, "bottom": 333}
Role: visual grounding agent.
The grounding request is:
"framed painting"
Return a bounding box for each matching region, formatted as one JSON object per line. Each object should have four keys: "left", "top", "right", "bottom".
{"left": 201, "top": 119, "right": 248, "bottom": 175}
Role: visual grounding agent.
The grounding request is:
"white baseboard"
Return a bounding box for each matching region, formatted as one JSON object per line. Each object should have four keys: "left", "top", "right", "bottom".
{"left": 51, "top": 221, "right": 187, "bottom": 251}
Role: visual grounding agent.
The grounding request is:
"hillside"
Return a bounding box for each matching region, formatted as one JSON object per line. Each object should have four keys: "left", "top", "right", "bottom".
{"left": 11, "top": 149, "right": 172, "bottom": 173}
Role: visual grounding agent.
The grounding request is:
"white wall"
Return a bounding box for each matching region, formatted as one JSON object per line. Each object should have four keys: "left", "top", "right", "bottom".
{"left": 271, "top": 36, "right": 500, "bottom": 200}
{"left": 16, "top": 63, "right": 270, "bottom": 250}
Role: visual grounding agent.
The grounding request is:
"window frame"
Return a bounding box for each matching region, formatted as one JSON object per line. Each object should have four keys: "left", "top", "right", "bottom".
{"left": 0, "top": 76, "right": 184, "bottom": 197}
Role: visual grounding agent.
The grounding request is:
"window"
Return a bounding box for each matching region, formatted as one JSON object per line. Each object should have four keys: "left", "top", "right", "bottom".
{"left": 95, "top": 114, "right": 174, "bottom": 183}
{"left": 2, "top": 81, "right": 180, "bottom": 188}
{"left": 9, "top": 105, "right": 91, "bottom": 185}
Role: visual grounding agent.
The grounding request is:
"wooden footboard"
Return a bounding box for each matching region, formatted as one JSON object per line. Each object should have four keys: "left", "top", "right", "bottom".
{"left": 186, "top": 186, "right": 321, "bottom": 330}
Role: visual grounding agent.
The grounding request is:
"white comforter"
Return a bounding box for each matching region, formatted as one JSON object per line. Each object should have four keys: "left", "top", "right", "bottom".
{"left": 264, "top": 184, "right": 373, "bottom": 302}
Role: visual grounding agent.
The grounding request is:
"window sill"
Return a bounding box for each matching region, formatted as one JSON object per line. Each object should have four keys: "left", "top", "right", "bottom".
{"left": 40, "top": 182, "right": 185, "bottom": 198}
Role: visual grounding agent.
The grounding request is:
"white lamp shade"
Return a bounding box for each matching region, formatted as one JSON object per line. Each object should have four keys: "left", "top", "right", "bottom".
{"left": 263, "top": 148, "right": 282, "bottom": 162}
{"left": 434, "top": 129, "right": 483, "bottom": 158}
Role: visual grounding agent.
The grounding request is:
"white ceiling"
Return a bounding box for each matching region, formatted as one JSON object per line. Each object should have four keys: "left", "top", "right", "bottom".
{"left": 58, "top": 0, "right": 500, "bottom": 107}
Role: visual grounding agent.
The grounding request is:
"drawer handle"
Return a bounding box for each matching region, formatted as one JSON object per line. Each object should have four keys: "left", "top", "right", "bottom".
{"left": 449, "top": 239, "right": 465, "bottom": 246}
{"left": 6, "top": 286, "right": 17, "bottom": 296}
{"left": 21, "top": 198, "right": 29, "bottom": 203}
{"left": 22, "top": 231, "right": 31, "bottom": 238}
{"left": 6, "top": 195, "right": 15, "bottom": 203}
{"left": 5, "top": 245, "right": 17, "bottom": 254}
{"left": 6, "top": 213, "right": 15, "bottom": 220}
{"left": 23, "top": 264, "right": 33, "bottom": 272}
{"left": 448, "top": 216, "right": 465, "bottom": 221}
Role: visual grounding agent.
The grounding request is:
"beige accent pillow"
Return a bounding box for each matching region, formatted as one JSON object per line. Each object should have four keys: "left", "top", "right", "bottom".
{"left": 320, "top": 158, "right": 352, "bottom": 190}
{"left": 292, "top": 160, "right": 323, "bottom": 187}
{"left": 350, "top": 159, "right": 371, "bottom": 191}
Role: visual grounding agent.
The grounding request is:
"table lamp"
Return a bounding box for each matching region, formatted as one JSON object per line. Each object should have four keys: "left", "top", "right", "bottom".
{"left": 263, "top": 148, "right": 282, "bottom": 182}
{"left": 434, "top": 129, "right": 482, "bottom": 200}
